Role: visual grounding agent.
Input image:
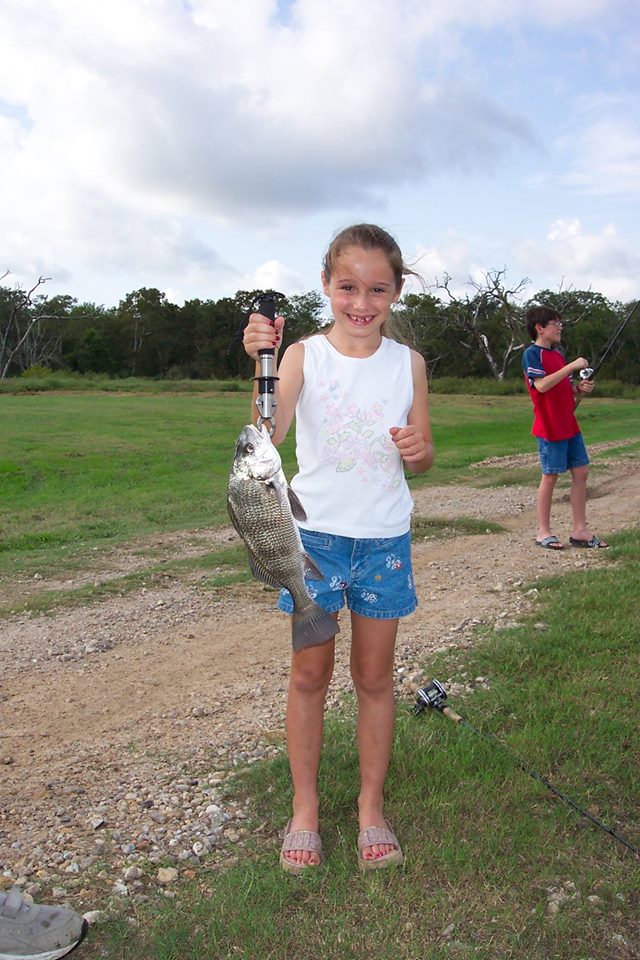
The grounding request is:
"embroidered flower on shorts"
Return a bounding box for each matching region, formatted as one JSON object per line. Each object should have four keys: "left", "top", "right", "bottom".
{"left": 385, "top": 554, "right": 403, "bottom": 570}
{"left": 360, "top": 590, "right": 378, "bottom": 604}
{"left": 329, "top": 575, "right": 348, "bottom": 591}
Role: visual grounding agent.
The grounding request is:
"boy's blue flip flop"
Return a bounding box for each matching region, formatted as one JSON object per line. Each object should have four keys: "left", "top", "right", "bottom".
{"left": 536, "top": 535, "right": 564, "bottom": 550}
{"left": 569, "top": 535, "right": 609, "bottom": 548}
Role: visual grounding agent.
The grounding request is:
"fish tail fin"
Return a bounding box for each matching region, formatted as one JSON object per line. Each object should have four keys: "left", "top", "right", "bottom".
{"left": 292, "top": 603, "right": 339, "bottom": 652}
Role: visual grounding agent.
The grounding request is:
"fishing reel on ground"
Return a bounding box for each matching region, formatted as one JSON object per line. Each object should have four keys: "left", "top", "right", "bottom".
{"left": 413, "top": 679, "right": 448, "bottom": 714}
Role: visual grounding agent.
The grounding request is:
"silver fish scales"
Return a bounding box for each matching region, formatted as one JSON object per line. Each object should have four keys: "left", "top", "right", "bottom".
{"left": 227, "top": 424, "right": 339, "bottom": 652}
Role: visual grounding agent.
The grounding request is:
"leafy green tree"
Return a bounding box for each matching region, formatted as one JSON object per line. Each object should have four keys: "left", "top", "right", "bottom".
{"left": 113, "top": 288, "right": 181, "bottom": 377}
{"left": 280, "top": 291, "right": 327, "bottom": 348}
{"left": 397, "top": 292, "right": 457, "bottom": 375}
{"left": 62, "top": 303, "right": 123, "bottom": 374}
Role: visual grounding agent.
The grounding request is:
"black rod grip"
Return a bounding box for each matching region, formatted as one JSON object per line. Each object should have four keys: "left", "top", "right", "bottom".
{"left": 256, "top": 293, "right": 277, "bottom": 358}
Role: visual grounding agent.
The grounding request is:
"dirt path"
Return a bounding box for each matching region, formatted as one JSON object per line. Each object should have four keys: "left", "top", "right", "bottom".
{"left": 0, "top": 457, "right": 638, "bottom": 908}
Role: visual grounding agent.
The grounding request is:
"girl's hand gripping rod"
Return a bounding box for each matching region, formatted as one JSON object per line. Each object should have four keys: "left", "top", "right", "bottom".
{"left": 253, "top": 291, "right": 285, "bottom": 436}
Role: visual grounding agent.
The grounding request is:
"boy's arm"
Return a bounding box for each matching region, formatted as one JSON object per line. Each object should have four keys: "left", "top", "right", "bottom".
{"left": 533, "top": 356, "right": 589, "bottom": 394}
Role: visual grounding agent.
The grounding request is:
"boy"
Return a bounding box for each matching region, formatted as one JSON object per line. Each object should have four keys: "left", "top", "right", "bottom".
{"left": 522, "top": 305, "right": 608, "bottom": 550}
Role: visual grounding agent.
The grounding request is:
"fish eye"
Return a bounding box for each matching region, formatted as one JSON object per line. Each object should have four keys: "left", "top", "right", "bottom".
{"left": 245, "top": 443, "right": 254, "bottom": 454}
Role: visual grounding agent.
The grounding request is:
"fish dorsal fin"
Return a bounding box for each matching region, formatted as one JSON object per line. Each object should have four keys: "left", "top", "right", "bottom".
{"left": 287, "top": 486, "right": 307, "bottom": 522}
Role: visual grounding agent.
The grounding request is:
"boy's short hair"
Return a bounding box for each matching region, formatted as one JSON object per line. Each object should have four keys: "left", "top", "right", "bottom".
{"left": 525, "top": 305, "right": 562, "bottom": 341}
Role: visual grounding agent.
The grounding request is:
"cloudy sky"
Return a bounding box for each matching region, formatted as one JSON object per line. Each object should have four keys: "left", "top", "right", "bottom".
{"left": 1, "top": 0, "right": 638, "bottom": 313}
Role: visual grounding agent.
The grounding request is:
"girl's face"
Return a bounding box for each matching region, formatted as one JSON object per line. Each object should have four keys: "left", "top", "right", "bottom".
{"left": 321, "top": 245, "right": 402, "bottom": 338}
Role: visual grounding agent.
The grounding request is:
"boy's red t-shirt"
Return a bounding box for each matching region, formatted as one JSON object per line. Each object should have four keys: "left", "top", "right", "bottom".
{"left": 522, "top": 344, "right": 580, "bottom": 441}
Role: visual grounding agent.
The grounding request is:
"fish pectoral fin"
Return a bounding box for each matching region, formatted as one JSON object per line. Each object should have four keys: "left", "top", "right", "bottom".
{"left": 287, "top": 487, "right": 308, "bottom": 522}
{"left": 303, "top": 553, "right": 324, "bottom": 580}
{"left": 247, "top": 552, "right": 282, "bottom": 590}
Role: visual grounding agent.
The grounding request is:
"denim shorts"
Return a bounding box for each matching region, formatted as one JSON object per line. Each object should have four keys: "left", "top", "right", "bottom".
{"left": 277, "top": 529, "right": 418, "bottom": 620}
{"left": 537, "top": 433, "right": 590, "bottom": 474}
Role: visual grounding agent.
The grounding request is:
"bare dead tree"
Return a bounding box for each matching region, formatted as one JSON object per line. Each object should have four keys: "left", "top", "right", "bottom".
{"left": 433, "top": 269, "right": 530, "bottom": 380}
{"left": 0, "top": 273, "right": 63, "bottom": 378}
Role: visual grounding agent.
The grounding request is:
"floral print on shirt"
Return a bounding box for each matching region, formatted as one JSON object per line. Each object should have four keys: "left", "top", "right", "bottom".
{"left": 317, "top": 379, "right": 401, "bottom": 492}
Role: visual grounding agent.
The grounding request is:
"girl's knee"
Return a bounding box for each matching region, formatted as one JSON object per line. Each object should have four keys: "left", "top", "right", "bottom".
{"left": 290, "top": 662, "right": 333, "bottom": 696}
{"left": 351, "top": 668, "right": 393, "bottom": 699}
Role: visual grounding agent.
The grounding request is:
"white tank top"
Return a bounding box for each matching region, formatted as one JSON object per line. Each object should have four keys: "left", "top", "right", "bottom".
{"left": 291, "top": 334, "right": 415, "bottom": 538}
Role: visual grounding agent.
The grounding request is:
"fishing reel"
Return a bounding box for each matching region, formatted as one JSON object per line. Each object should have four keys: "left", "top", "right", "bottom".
{"left": 413, "top": 679, "right": 448, "bottom": 715}
{"left": 579, "top": 367, "right": 594, "bottom": 381}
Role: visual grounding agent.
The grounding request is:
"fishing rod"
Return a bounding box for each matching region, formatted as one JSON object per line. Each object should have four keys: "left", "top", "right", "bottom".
{"left": 252, "top": 290, "right": 286, "bottom": 436}
{"left": 579, "top": 299, "right": 639, "bottom": 381}
{"left": 414, "top": 679, "right": 640, "bottom": 858}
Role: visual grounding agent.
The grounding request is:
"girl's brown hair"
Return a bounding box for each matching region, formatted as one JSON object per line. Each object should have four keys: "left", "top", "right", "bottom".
{"left": 322, "top": 223, "right": 422, "bottom": 343}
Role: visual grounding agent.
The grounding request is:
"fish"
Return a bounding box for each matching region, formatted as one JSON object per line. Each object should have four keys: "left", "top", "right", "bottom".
{"left": 227, "top": 423, "right": 340, "bottom": 652}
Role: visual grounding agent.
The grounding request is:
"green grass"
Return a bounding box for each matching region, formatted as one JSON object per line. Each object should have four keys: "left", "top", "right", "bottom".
{"left": 2, "top": 385, "right": 638, "bottom": 956}
{"left": 1, "top": 390, "right": 638, "bottom": 622}
{"left": 81, "top": 529, "right": 640, "bottom": 959}
{"left": 1, "top": 393, "right": 639, "bottom": 581}
{"left": 0, "top": 392, "right": 295, "bottom": 578}
{"left": 2, "top": 371, "right": 639, "bottom": 399}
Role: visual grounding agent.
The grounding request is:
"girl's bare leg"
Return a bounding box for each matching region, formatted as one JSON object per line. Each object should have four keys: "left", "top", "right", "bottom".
{"left": 350, "top": 612, "right": 399, "bottom": 861}
{"left": 283, "top": 632, "right": 336, "bottom": 866}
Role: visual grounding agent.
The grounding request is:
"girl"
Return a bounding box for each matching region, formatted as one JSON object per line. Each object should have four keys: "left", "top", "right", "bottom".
{"left": 242, "top": 223, "right": 434, "bottom": 872}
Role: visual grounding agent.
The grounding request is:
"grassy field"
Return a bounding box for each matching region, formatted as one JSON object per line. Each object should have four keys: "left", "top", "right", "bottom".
{"left": 86, "top": 528, "right": 640, "bottom": 960}
{"left": 2, "top": 388, "right": 639, "bottom": 957}
{"left": 1, "top": 391, "right": 639, "bottom": 581}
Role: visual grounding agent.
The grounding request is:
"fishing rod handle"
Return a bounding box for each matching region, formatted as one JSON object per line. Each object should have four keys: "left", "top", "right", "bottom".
{"left": 254, "top": 293, "right": 279, "bottom": 432}
{"left": 442, "top": 706, "right": 463, "bottom": 724}
{"left": 255, "top": 293, "right": 278, "bottom": 359}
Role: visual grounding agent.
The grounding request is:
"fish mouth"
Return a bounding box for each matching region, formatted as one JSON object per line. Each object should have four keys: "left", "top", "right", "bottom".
{"left": 235, "top": 423, "right": 281, "bottom": 480}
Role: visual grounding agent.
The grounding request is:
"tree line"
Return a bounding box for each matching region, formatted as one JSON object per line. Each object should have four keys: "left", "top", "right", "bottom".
{"left": 1, "top": 271, "right": 637, "bottom": 382}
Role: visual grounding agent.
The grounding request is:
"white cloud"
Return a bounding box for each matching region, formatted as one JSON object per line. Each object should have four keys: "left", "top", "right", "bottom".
{"left": 240, "top": 259, "right": 306, "bottom": 296}
{"left": 515, "top": 218, "right": 640, "bottom": 301}
{"left": 0, "top": 0, "right": 637, "bottom": 305}
{"left": 527, "top": 94, "right": 640, "bottom": 197}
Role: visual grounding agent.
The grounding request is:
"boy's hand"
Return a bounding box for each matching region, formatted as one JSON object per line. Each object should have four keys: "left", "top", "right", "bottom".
{"left": 242, "top": 314, "right": 284, "bottom": 360}
{"left": 571, "top": 356, "right": 589, "bottom": 372}
{"left": 577, "top": 379, "right": 594, "bottom": 394}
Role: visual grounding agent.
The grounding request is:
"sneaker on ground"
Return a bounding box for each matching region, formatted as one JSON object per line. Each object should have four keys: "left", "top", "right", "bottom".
{"left": 0, "top": 887, "right": 88, "bottom": 960}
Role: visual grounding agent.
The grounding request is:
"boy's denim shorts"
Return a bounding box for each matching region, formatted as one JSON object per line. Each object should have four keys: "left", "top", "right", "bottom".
{"left": 277, "top": 529, "right": 418, "bottom": 620}
{"left": 537, "top": 432, "right": 590, "bottom": 474}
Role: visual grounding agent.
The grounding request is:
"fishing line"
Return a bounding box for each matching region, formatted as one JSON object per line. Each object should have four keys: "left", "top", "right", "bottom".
{"left": 414, "top": 680, "right": 640, "bottom": 858}
{"left": 580, "top": 299, "right": 639, "bottom": 380}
